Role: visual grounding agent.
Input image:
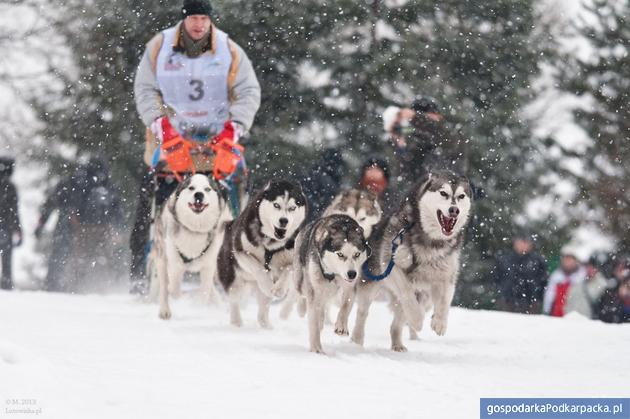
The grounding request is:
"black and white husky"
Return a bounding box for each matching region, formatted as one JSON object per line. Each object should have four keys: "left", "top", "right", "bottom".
{"left": 294, "top": 215, "right": 369, "bottom": 354}
{"left": 152, "top": 174, "right": 229, "bottom": 320}
{"left": 351, "top": 171, "right": 472, "bottom": 351}
{"left": 217, "top": 180, "right": 307, "bottom": 328}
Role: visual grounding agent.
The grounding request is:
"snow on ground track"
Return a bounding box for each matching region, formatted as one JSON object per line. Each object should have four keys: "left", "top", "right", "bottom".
{"left": 0, "top": 291, "right": 628, "bottom": 419}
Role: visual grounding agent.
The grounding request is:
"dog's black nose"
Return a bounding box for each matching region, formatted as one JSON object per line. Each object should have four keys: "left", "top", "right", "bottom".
{"left": 279, "top": 217, "right": 288, "bottom": 227}
{"left": 347, "top": 270, "right": 357, "bottom": 279}
{"left": 448, "top": 206, "right": 460, "bottom": 217}
{"left": 194, "top": 192, "right": 204, "bottom": 202}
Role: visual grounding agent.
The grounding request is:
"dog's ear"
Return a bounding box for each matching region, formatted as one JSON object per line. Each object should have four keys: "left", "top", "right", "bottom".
{"left": 175, "top": 175, "right": 193, "bottom": 199}
{"left": 314, "top": 222, "right": 330, "bottom": 244}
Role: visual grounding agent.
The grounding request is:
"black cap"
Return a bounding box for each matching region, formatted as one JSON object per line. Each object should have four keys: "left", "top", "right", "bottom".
{"left": 182, "top": 0, "right": 212, "bottom": 17}
{"left": 411, "top": 96, "right": 440, "bottom": 114}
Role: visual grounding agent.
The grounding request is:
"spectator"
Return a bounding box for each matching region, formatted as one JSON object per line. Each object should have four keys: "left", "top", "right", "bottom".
{"left": 494, "top": 234, "right": 547, "bottom": 314}
{"left": 564, "top": 256, "right": 607, "bottom": 319}
{"left": 0, "top": 157, "right": 22, "bottom": 290}
{"left": 598, "top": 256, "right": 630, "bottom": 323}
{"left": 35, "top": 157, "right": 122, "bottom": 291}
{"left": 543, "top": 248, "right": 586, "bottom": 317}
{"left": 357, "top": 157, "right": 396, "bottom": 213}
{"left": 382, "top": 96, "right": 468, "bottom": 188}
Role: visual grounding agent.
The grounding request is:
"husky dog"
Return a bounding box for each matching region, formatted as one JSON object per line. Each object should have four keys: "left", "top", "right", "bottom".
{"left": 323, "top": 189, "right": 383, "bottom": 238}
{"left": 294, "top": 214, "right": 369, "bottom": 354}
{"left": 153, "top": 174, "right": 228, "bottom": 320}
{"left": 351, "top": 170, "right": 472, "bottom": 352}
{"left": 280, "top": 188, "right": 383, "bottom": 321}
{"left": 218, "top": 180, "right": 307, "bottom": 328}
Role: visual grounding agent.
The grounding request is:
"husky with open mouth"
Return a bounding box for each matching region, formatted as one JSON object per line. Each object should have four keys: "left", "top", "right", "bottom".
{"left": 351, "top": 170, "right": 472, "bottom": 352}
{"left": 293, "top": 214, "right": 369, "bottom": 354}
{"left": 217, "top": 180, "right": 307, "bottom": 329}
{"left": 153, "top": 174, "right": 228, "bottom": 320}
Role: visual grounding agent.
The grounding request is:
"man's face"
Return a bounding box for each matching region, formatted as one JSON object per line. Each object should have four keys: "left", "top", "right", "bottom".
{"left": 513, "top": 239, "right": 532, "bottom": 255}
{"left": 360, "top": 167, "right": 387, "bottom": 196}
{"left": 183, "top": 15, "right": 212, "bottom": 41}
{"left": 560, "top": 255, "right": 579, "bottom": 273}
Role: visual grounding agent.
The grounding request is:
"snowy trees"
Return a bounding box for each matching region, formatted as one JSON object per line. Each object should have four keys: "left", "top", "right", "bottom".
{"left": 557, "top": 0, "right": 630, "bottom": 252}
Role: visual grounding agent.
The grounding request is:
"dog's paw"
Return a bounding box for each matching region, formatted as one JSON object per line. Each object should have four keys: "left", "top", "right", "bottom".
{"left": 431, "top": 315, "right": 448, "bottom": 336}
{"left": 334, "top": 324, "right": 349, "bottom": 336}
{"left": 391, "top": 343, "right": 408, "bottom": 352}
{"left": 350, "top": 333, "right": 364, "bottom": 346}
{"left": 310, "top": 346, "right": 327, "bottom": 355}
{"left": 158, "top": 308, "right": 172, "bottom": 320}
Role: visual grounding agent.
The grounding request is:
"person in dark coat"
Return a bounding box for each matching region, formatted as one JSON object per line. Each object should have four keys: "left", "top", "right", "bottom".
{"left": 0, "top": 157, "right": 22, "bottom": 290}
{"left": 494, "top": 234, "right": 548, "bottom": 314}
{"left": 300, "top": 148, "right": 346, "bottom": 221}
{"left": 383, "top": 96, "right": 468, "bottom": 188}
{"left": 598, "top": 256, "right": 630, "bottom": 323}
{"left": 35, "top": 158, "right": 122, "bottom": 291}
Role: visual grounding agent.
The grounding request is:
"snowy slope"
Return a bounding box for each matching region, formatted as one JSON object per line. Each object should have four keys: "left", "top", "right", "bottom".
{"left": 1, "top": 290, "right": 628, "bottom": 419}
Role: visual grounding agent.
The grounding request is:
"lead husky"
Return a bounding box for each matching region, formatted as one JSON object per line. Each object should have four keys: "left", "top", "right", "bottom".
{"left": 153, "top": 174, "right": 228, "bottom": 320}
{"left": 294, "top": 214, "right": 369, "bottom": 354}
{"left": 351, "top": 171, "right": 472, "bottom": 351}
{"left": 218, "top": 180, "right": 307, "bottom": 328}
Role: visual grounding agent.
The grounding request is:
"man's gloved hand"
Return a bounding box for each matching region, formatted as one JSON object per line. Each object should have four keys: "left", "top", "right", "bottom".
{"left": 208, "top": 121, "right": 246, "bottom": 181}
{"left": 150, "top": 116, "right": 193, "bottom": 174}
{"left": 211, "top": 121, "right": 244, "bottom": 147}
{"left": 150, "top": 116, "right": 179, "bottom": 144}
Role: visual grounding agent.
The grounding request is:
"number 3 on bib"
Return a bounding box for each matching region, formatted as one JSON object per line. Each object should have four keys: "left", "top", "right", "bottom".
{"left": 189, "top": 79, "right": 204, "bottom": 101}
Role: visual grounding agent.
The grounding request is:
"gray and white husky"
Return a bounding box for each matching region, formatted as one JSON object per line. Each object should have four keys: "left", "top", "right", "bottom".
{"left": 350, "top": 171, "right": 472, "bottom": 352}
{"left": 217, "top": 180, "right": 307, "bottom": 329}
{"left": 153, "top": 174, "right": 229, "bottom": 320}
{"left": 323, "top": 189, "right": 383, "bottom": 238}
{"left": 280, "top": 188, "right": 383, "bottom": 321}
{"left": 294, "top": 214, "right": 369, "bottom": 354}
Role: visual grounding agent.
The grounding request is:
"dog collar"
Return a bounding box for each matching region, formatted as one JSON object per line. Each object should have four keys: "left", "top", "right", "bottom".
{"left": 316, "top": 254, "right": 335, "bottom": 281}
{"left": 176, "top": 237, "right": 212, "bottom": 264}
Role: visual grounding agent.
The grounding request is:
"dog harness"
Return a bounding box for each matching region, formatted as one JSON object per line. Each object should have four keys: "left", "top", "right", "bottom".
{"left": 263, "top": 238, "right": 295, "bottom": 272}
{"left": 176, "top": 240, "right": 213, "bottom": 264}
{"left": 361, "top": 222, "right": 415, "bottom": 282}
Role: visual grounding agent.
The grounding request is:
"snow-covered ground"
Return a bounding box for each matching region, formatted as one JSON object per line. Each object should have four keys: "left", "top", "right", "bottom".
{"left": 1, "top": 290, "right": 628, "bottom": 419}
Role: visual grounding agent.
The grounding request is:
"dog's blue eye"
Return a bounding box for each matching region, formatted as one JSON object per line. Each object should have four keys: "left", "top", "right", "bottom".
{"left": 458, "top": 194, "right": 466, "bottom": 200}
{"left": 353, "top": 252, "right": 361, "bottom": 259}
{"left": 205, "top": 188, "right": 211, "bottom": 192}
{"left": 288, "top": 206, "right": 296, "bottom": 212}
{"left": 440, "top": 191, "right": 449, "bottom": 198}
{"left": 337, "top": 252, "right": 344, "bottom": 259}
{"left": 273, "top": 203, "right": 281, "bottom": 209}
